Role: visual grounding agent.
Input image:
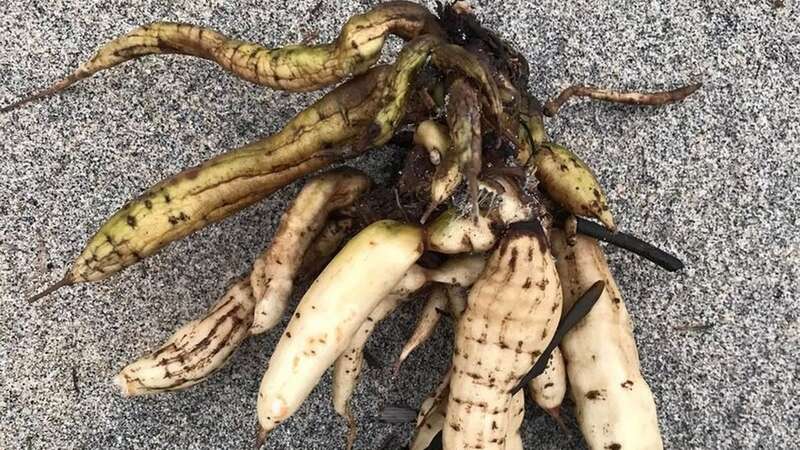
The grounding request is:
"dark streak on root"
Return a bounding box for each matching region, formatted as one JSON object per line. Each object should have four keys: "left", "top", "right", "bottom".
{"left": 27, "top": 272, "right": 73, "bottom": 303}
{"left": 544, "top": 82, "right": 702, "bottom": 116}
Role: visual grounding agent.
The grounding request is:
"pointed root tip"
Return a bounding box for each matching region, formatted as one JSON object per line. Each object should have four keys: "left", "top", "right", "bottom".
{"left": 543, "top": 101, "right": 558, "bottom": 117}
{"left": 111, "top": 373, "right": 132, "bottom": 397}
{"left": 344, "top": 412, "right": 358, "bottom": 450}
{"left": 1, "top": 90, "right": 50, "bottom": 113}
{"left": 1, "top": 75, "right": 83, "bottom": 114}
{"left": 682, "top": 82, "right": 703, "bottom": 97}
{"left": 255, "top": 425, "right": 269, "bottom": 449}
{"left": 392, "top": 358, "right": 404, "bottom": 377}
{"left": 548, "top": 407, "right": 570, "bottom": 435}
{"left": 0, "top": 101, "right": 22, "bottom": 114}
{"left": 249, "top": 322, "right": 268, "bottom": 336}
{"left": 27, "top": 273, "right": 73, "bottom": 303}
{"left": 586, "top": 280, "right": 606, "bottom": 300}
{"left": 597, "top": 211, "right": 616, "bottom": 233}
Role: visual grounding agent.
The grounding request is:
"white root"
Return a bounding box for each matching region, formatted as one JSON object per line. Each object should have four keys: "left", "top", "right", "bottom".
{"left": 528, "top": 346, "right": 567, "bottom": 421}
{"left": 505, "top": 391, "right": 526, "bottom": 450}
{"left": 332, "top": 255, "right": 486, "bottom": 447}
{"left": 333, "top": 294, "right": 413, "bottom": 448}
{"left": 414, "top": 119, "right": 451, "bottom": 167}
{"left": 410, "top": 374, "right": 526, "bottom": 450}
{"left": 297, "top": 216, "right": 354, "bottom": 278}
{"left": 114, "top": 171, "right": 367, "bottom": 397}
{"left": 425, "top": 254, "right": 487, "bottom": 287}
{"left": 410, "top": 368, "right": 452, "bottom": 450}
{"left": 250, "top": 168, "right": 371, "bottom": 335}
{"left": 395, "top": 285, "right": 448, "bottom": 371}
{"left": 114, "top": 279, "right": 254, "bottom": 396}
{"left": 444, "top": 221, "right": 562, "bottom": 450}
{"left": 551, "top": 230, "right": 663, "bottom": 450}
{"left": 256, "top": 220, "right": 424, "bottom": 444}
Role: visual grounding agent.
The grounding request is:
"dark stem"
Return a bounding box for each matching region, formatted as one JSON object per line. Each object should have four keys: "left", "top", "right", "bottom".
{"left": 424, "top": 431, "right": 444, "bottom": 450}
{"left": 510, "top": 281, "right": 605, "bottom": 394}
{"left": 575, "top": 217, "right": 685, "bottom": 272}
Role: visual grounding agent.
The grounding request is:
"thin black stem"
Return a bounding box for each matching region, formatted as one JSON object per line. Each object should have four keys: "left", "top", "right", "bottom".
{"left": 575, "top": 218, "right": 685, "bottom": 272}
{"left": 510, "top": 281, "right": 605, "bottom": 395}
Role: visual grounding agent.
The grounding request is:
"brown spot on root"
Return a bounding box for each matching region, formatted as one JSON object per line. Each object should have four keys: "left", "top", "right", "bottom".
{"left": 461, "top": 233, "right": 474, "bottom": 250}
{"left": 621, "top": 380, "right": 634, "bottom": 389}
{"left": 606, "top": 445, "right": 621, "bottom": 450}
{"left": 183, "top": 167, "right": 201, "bottom": 180}
{"left": 508, "top": 247, "right": 518, "bottom": 271}
{"left": 586, "top": 390, "right": 604, "bottom": 400}
{"left": 522, "top": 278, "right": 532, "bottom": 289}
{"left": 285, "top": 332, "right": 292, "bottom": 338}
{"left": 295, "top": 312, "right": 301, "bottom": 318}
{"left": 126, "top": 216, "right": 137, "bottom": 227}
{"left": 144, "top": 199, "right": 153, "bottom": 209}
